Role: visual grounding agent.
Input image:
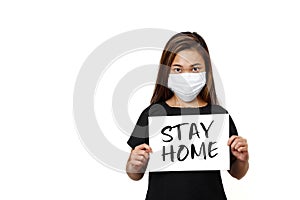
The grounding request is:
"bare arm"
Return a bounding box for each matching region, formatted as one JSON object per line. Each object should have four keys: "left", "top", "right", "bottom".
{"left": 126, "top": 144, "right": 152, "bottom": 181}
{"left": 227, "top": 135, "right": 249, "bottom": 180}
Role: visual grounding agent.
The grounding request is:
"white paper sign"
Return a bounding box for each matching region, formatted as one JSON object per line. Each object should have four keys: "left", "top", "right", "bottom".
{"left": 147, "top": 114, "right": 229, "bottom": 172}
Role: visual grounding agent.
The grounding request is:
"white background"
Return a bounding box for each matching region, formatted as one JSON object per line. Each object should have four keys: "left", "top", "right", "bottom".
{"left": 1, "top": 1, "right": 300, "bottom": 199}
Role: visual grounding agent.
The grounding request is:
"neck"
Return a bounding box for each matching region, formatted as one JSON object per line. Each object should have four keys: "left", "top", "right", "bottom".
{"left": 167, "top": 95, "right": 207, "bottom": 108}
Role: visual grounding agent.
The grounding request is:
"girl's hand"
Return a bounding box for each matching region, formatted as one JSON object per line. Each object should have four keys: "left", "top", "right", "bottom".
{"left": 127, "top": 143, "right": 152, "bottom": 173}
{"left": 227, "top": 135, "right": 249, "bottom": 162}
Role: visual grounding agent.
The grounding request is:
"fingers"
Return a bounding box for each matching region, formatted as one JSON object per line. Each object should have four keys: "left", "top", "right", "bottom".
{"left": 131, "top": 151, "right": 149, "bottom": 163}
{"left": 134, "top": 150, "right": 150, "bottom": 160}
{"left": 227, "top": 135, "right": 238, "bottom": 146}
{"left": 128, "top": 159, "right": 145, "bottom": 173}
{"left": 130, "top": 160, "right": 143, "bottom": 167}
{"left": 235, "top": 146, "right": 247, "bottom": 152}
{"left": 129, "top": 143, "right": 153, "bottom": 169}
{"left": 134, "top": 143, "right": 153, "bottom": 153}
{"left": 228, "top": 136, "right": 248, "bottom": 152}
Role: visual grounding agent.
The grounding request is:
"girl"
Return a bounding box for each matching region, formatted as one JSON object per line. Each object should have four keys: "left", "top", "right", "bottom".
{"left": 126, "top": 32, "right": 249, "bottom": 200}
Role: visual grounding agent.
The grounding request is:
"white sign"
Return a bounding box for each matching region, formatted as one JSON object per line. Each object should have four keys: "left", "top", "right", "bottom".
{"left": 147, "top": 114, "right": 229, "bottom": 172}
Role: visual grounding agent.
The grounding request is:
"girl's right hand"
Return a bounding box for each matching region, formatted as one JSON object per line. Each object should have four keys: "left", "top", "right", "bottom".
{"left": 127, "top": 143, "right": 152, "bottom": 173}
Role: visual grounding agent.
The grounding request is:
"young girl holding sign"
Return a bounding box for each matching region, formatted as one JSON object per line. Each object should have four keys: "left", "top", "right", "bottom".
{"left": 126, "top": 32, "right": 249, "bottom": 200}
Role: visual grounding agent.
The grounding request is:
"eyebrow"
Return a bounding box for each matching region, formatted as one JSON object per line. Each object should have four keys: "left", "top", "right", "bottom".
{"left": 172, "top": 63, "right": 202, "bottom": 67}
{"left": 191, "top": 63, "right": 202, "bottom": 67}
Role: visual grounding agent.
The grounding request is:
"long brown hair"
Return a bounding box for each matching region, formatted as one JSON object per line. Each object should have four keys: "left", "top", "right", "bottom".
{"left": 150, "top": 32, "right": 218, "bottom": 105}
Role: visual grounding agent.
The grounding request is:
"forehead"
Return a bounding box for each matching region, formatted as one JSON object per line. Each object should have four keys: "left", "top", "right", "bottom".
{"left": 173, "top": 49, "right": 204, "bottom": 64}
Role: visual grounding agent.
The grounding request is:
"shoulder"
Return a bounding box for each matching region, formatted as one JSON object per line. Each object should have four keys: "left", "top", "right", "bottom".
{"left": 133, "top": 102, "right": 167, "bottom": 126}
{"left": 140, "top": 101, "right": 168, "bottom": 117}
{"left": 202, "top": 104, "right": 229, "bottom": 114}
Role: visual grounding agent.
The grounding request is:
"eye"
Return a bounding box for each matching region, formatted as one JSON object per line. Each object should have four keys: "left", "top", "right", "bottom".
{"left": 192, "top": 67, "right": 200, "bottom": 72}
{"left": 173, "top": 67, "right": 182, "bottom": 73}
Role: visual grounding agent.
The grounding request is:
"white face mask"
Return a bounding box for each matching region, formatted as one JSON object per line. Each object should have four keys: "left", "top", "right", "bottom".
{"left": 167, "top": 72, "right": 206, "bottom": 102}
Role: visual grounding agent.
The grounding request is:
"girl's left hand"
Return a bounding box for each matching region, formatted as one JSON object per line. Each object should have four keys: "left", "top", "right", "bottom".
{"left": 227, "top": 135, "right": 249, "bottom": 162}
